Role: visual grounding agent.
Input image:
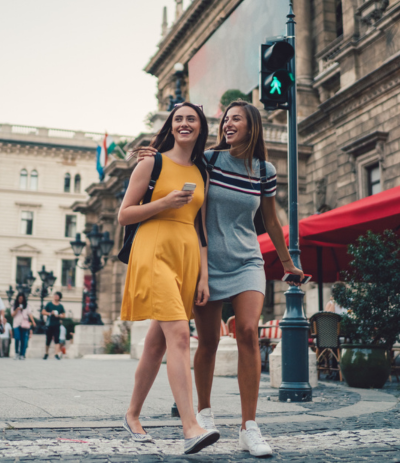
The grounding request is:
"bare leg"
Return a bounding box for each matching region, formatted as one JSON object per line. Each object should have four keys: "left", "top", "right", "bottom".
{"left": 55, "top": 344, "right": 60, "bottom": 355}
{"left": 231, "top": 291, "right": 264, "bottom": 429}
{"left": 193, "top": 301, "right": 223, "bottom": 411}
{"left": 159, "top": 320, "right": 206, "bottom": 439}
{"left": 126, "top": 320, "right": 166, "bottom": 434}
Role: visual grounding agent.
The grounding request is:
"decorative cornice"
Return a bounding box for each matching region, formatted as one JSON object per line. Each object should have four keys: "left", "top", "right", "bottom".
{"left": 341, "top": 131, "right": 389, "bottom": 158}
{"left": 299, "top": 52, "right": 400, "bottom": 135}
{"left": 15, "top": 202, "right": 42, "bottom": 208}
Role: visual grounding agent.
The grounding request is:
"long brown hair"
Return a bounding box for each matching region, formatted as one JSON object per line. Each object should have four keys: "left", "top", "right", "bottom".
{"left": 211, "top": 100, "right": 268, "bottom": 171}
{"left": 132, "top": 103, "right": 208, "bottom": 164}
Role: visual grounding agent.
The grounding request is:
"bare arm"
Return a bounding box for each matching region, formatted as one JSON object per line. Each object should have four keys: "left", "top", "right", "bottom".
{"left": 194, "top": 174, "right": 210, "bottom": 306}
{"left": 118, "top": 157, "right": 193, "bottom": 226}
{"left": 260, "top": 196, "right": 304, "bottom": 282}
{"left": 11, "top": 308, "right": 20, "bottom": 318}
{"left": 325, "top": 301, "right": 335, "bottom": 312}
{"left": 29, "top": 313, "right": 36, "bottom": 327}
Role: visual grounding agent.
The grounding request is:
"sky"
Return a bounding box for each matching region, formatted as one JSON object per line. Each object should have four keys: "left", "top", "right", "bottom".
{"left": 0, "top": 0, "right": 185, "bottom": 138}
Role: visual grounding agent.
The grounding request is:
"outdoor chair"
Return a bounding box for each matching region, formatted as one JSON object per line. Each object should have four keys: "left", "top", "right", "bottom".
{"left": 226, "top": 316, "right": 236, "bottom": 339}
{"left": 220, "top": 320, "right": 230, "bottom": 337}
{"left": 259, "top": 320, "right": 282, "bottom": 371}
{"left": 309, "top": 312, "right": 343, "bottom": 381}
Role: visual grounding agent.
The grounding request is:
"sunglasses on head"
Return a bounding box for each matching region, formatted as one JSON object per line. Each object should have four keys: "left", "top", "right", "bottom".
{"left": 174, "top": 103, "right": 204, "bottom": 112}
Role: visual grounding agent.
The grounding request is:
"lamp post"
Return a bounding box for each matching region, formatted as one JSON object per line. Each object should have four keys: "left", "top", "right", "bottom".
{"left": 13, "top": 271, "right": 36, "bottom": 298}
{"left": 278, "top": 4, "right": 312, "bottom": 402}
{"left": 6, "top": 285, "right": 15, "bottom": 310}
{"left": 34, "top": 266, "right": 57, "bottom": 334}
{"left": 70, "top": 225, "right": 114, "bottom": 325}
{"left": 167, "top": 62, "right": 185, "bottom": 110}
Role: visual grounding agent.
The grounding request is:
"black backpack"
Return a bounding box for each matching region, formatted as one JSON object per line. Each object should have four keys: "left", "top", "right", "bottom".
{"left": 118, "top": 152, "right": 207, "bottom": 264}
{"left": 205, "top": 150, "right": 269, "bottom": 235}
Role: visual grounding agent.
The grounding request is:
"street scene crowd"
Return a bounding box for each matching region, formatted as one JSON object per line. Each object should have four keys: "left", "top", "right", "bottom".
{"left": 2, "top": 0, "right": 400, "bottom": 461}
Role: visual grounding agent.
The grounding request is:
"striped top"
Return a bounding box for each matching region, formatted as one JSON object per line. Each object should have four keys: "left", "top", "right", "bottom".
{"left": 204, "top": 152, "right": 277, "bottom": 197}
{"left": 204, "top": 150, "right": 277, "bottom": 301}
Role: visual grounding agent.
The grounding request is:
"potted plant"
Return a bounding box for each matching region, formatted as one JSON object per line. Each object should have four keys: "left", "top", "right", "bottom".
{"left": 333, "top": 230, "right": 400, "bottom": 388}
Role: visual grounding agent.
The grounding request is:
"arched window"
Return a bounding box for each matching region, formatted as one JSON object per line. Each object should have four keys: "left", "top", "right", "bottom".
{"left": 20, "top": 169, "right": 28, "bottom": 189}
{"left": 64, "top": 173, "right": 71, "bottom": 193}
{"left": 30, "top": 170, "right": 38, "bottom": 191}
{"left": 74, "top": 174, "right": 81, "bottom": 193}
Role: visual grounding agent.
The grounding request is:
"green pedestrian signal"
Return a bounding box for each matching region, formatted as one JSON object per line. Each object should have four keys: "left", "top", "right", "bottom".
{"left": 259, "top": 38, "right": 295, "bottom": 110}
{"left": 270, "top": 76, "right": 282, "bottom": 95}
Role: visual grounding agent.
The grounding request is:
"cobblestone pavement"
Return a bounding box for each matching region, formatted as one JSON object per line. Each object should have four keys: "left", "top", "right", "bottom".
{"left": 1, "top": 358, "right": 400, "bottom": 462}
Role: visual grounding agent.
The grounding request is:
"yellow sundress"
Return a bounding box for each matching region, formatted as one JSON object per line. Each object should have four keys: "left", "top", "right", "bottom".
{"left": 120, "top": 154, "right": 205, "bottom": 322}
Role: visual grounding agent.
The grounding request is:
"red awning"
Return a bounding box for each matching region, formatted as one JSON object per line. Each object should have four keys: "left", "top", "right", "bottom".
{"left": 258, "top": 225, "right": 351, "bottom": 283}
{"left": 301, "top": 185, "right": 400, "bottom": 245}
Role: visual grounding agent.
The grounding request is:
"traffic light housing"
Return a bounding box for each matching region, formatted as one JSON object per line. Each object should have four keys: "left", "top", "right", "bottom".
{"left": 259, "top": 38, "right": 295, "bottom": 110}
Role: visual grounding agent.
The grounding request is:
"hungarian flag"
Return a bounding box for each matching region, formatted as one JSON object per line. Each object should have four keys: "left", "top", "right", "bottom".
{"left": 96, "top": 134, "right": 116, "bottom": 181}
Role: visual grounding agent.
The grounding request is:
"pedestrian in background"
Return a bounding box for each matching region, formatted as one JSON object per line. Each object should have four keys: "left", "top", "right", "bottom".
{"left": 59, "top": 320, "right": 67, "bottom": 356}
{"left": 42, "top": 292, "right": 65, "bottom": 360}
{"left": 325, "top": 281, "right": 348, "bottom": 315}
{"left": 11, "top": 293, "right": 36, "bottom": 360}
{"left": 0, "top": 308, "right": 12, "bottom": 357}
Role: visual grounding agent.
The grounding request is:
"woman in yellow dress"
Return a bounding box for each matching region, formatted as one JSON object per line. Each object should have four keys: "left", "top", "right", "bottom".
{"left": 118, "top": 102, "right": 219, "bottom": 454}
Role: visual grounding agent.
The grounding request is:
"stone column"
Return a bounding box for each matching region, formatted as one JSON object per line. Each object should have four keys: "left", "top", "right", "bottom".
{"left": 293, "top": 0, "right": 320, "bottom": 119}
{"left": 340, "top": 0, "right": 359, "bottom": 88}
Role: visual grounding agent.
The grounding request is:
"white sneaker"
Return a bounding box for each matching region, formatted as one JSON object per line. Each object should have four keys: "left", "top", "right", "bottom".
{"left": 196, "top": 408, "right": 218, "bottom": 431}
{"left": 239, "top": 421, "right": 272, "bottom": 457}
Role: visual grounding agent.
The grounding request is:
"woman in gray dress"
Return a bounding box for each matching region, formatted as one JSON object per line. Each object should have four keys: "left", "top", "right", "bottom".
{"left": 135, "top": 100, "right": 303, "bottom": 458}
{"left": 194, "top": 101, "right": 303, "bottom": 458}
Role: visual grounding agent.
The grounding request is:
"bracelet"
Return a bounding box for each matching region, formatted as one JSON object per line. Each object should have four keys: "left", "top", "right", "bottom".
{"left": 281, "top": 258, "right": 291, "bottom": 263}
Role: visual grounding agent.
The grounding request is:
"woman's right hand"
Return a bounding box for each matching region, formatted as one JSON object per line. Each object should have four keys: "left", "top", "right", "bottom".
{"left": 128, "top": 146, "right": 157, "bottom": 162}
{"left": 163, "top": 190, "right": 194, "bottom": 209}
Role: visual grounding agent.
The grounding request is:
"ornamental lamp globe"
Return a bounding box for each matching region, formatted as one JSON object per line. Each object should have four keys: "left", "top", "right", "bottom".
{"left": 70, "top": 233, "right": 86, "bottom": 257}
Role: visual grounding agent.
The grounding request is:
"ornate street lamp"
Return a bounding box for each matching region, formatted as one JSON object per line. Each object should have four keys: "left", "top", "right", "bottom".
{"left": 6, "top": 286, "right": 15, "bottom": 308}
{"left": 34, "top": 265, "right": 57, "bottom": 334}
{"left": 16, "top": 271, "right": 36, "bottom": 297}
{"left": 70, "top": 225, "right": 114, "bottom": 325}
{"left": 167, "top": 62, "right": 185, "bottom": 110}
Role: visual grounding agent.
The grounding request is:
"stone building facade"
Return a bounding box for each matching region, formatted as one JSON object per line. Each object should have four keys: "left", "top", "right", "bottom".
{"left": 0, "top": 124, "right": 128, "bottom": 320}
{"left": 74, "top": 0, "right": 400, "bottom": 322}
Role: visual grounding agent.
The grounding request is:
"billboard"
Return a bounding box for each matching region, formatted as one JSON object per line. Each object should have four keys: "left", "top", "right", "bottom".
{"left": 188, "top": 0, "right": 288, "bottom": 117}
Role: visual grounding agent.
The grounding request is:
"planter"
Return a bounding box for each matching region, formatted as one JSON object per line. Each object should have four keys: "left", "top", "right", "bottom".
{"left": 340, "top": 344, "right": 391, "bottom": 388}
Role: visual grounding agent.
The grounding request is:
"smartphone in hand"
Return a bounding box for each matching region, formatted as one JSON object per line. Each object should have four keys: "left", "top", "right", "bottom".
{"left": 182, "top": 183, "right": 196, "bottom": 192}
{"left": 282, "top": 273, "right": 312, "bottom": 284}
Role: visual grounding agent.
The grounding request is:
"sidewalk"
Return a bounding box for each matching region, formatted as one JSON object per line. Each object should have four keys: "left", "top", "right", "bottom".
{"left": 1, "top": 358, "right": 400, "bottom": 462}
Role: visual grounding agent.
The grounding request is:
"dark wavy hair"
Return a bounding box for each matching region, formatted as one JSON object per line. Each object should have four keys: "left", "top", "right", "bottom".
{"left": 211, "top": 100, "right": 268, "bottom": 171}
{"left": 132, "top": 103, "right": 208, "bottom": 163}
{"left": 14, "top": 292, "right": 27, "bottom": 310}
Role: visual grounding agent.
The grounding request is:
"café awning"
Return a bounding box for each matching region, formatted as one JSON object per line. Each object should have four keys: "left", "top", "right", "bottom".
{"left": 301, "top": 185, "right": 400, "bottom": 245}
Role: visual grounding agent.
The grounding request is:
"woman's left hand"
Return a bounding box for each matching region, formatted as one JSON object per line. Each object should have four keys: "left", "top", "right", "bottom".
{"left": 283, "top": 261, "right": 304, "bottom": 287}
{"left": 195, "top": 278, "right": 210, "bottom": 306}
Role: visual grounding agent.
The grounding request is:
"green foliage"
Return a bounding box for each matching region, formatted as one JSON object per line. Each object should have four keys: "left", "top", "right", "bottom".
{"left": 144, "top": 111, "right": 157, "bottom": 130}
{"left": 220, "top": 90, "right": 252, "bottom": 110}
{"left": 104, "top": 322, "right": 131, "bottom": 354}
{"left": 4, "top": 309, "right": 12, "bottom": 325}
{"left": 333, "top": 230, "right": 400, "bottom": 348}
{"left": 62, "top": 318, "right": 79, "bottom": 341}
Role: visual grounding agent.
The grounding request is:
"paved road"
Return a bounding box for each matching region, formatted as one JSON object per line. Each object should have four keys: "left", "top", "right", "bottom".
{"left": 1, "top": 358, "right": 400, "bottom": 462}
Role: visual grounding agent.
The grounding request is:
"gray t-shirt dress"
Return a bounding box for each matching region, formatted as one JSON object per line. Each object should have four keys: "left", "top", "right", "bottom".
{"left": 204, "top": 150, "right": 277, "bottom": 301}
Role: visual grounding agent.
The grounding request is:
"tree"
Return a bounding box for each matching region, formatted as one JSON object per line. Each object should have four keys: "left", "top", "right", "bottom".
{"left": 333, "top": 230, "right": 400, "bottom": 348}
{"left": 220, "top": 90, "right": 252, "bottom": 111}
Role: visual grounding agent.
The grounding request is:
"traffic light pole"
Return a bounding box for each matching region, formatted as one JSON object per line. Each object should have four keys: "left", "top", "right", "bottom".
{"left": 278, "top": 3, "right": 312, "bottom": 402}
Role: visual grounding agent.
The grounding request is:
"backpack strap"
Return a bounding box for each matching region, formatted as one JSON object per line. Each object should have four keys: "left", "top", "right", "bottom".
{"left": 118, "top": 153, "right": 163, "bottom": 264}
{"left": 142, "top": 152, "right": 162, "bottom": 203}
{"left": 194, "top": 159, "right": 208, "bottom": 248}
{"left": 260, "top": 160, "right": 267, "bottom": 196}
{"left": 206, "top": 150, "right": 220, "bottom": 173}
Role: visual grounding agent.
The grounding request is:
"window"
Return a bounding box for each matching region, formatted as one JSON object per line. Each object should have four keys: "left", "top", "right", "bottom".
{"left": 30, "top": 170, "right": 38, "bottom": 191}
{"left": 367, "top": 164, "right": 381, "bottom": 196}
{"left": 16, "top": 257, "right": 32, "bottom": 284}
{"left": 65, "top": 215, "right": 77, "bottom": 238}
{"left": 20, "top": 211, "right": 33, "bottom": 235}
{"left": 64, "top": 173, "right": 71, "bottom": 192}
{"left": 74, "top": 174, "right": 81, "bottom": 193}
{"left": 20, "top": 169, "right": 28, "bottom": 190}
{"left": 62, "top": 260, "right": 76, "bottom": 287}
{"left": 335, "top": 0, "right": 343, "bottom": 37}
